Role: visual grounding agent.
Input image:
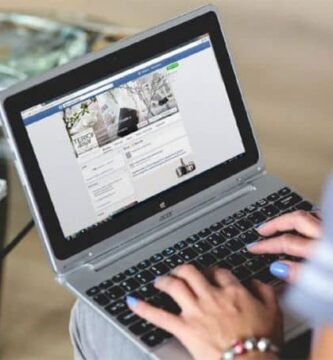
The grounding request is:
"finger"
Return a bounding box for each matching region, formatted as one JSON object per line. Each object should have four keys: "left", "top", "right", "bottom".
{"left": 257, "top": 210, "right": 321, "bottom": 238}
{"left": 172, "top": 264, "right": 213, "bottom": 297}
{"left": 210, "top": 267, "right": 239, "bottom": 288}
{"left": 269, "top": 260, "right": 301, "bottom": 283}
{"left": 127, "top": 296, "right": 183, "bottom": 336}
{"left": 250, "top": 279, "right": 278, "bottom": 308}
{"left": 154, "top": 275, "right": 196, "bottom": 309}
{"left": 248, "top": 234, "right": 315, "bottom": 258}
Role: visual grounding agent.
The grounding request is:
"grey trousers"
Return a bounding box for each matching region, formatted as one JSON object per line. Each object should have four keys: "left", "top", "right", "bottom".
{"left": 69, "top": 300, "right": 152, "bottom": 360}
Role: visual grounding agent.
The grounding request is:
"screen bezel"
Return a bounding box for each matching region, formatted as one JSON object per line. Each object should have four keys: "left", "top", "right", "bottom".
{"left": 3, "top": 11, "right": 259, "bottom": 260}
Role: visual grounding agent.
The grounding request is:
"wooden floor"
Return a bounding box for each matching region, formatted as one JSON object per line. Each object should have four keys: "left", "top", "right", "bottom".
{"left": 0, "top": 1, "right": 332, "bottom": 359}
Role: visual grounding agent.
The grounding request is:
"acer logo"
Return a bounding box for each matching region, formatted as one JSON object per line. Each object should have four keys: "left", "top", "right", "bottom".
{"left": 159, "top": 211, "right": 173, "bottom": 222}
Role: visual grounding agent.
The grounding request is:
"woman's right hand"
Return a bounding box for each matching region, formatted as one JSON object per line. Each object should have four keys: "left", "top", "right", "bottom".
{"left": 247, "top": 210, "right": 322, "bottom": 282}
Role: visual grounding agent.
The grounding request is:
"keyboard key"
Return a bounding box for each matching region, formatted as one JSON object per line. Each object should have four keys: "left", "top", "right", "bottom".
{"left": 234, "top": 219, "right": 252, "bottom": 232}
{"left": 261, "top": 204, "right": 279, "bottom": 218}
{"left": 174, "top": 240, "right": 187, "bottom": 250}
{"left": 206, "top": 234, "right": 224, "bottom": 246}
{"left": 225, "top": 239, "right": 244, "bottom": 251}
{"left": 278, "top": 187, "right": 291, "bottom": 196}
{"left": 105, "top": 286, "right": 125, "bottom": 301}
{"left": 198, "top": 228, "right": 212, "bottom": 238}
{"left": 206, "top": 233, "right": 226, "bottom": 246}
{"left": 254, "top": 268, "right": 276, "bottom": 284}
{"left": 239, "top": 230, "right": 259, "bottom": 244}
{"left": 135, "top": 270, "right": 155, "bottom": 284}
{"left": 86, "top": 286, "right": 100, "bottom": 296}
{"left": 93, "top": 293, "right": 110, "bottom": 306}
{"left": 128, "top": 290, "right": 143, "bottom": 300}
{"left": 247, "top": 211, "right": 267, "bottom": 225}
{"left": 197, "top": 253, "right": 217, "bottom": 267}
{"left": 125, "top": 266, "right": 139, "bottom": 276}
{"left": 162, "top": 247, "right": 176, "bottom": 257}
{"left": 117, "top": 310, "right": 139, "bottom": 326}
{"left": 129, "top": 320, "right": 154, "bottom": 336}
{"left": 137, "top": 259, "right": 151, "bottom": 270}
{"left": 212, "top": 245, "right": 231, "bottom": 259}
{"left": 98, "top": 279, "right": 113, "bottom": 290}
{"left": 239, "top": 248, "right": 256, "bottom": 260}
{"left": 267, "top": 193, "right": 280, "bottom": 202}
{"left": 112, "top": 273, "right": 126, "bottom": 283}
{"left": 158, "top": 293, "right": 181, "bottom": 314}
{"left": 226, "top": 253, "right": 246, "bottom": 267}
{"left": 210, "top": 222, "right": 223, "bottom": 232}
{"left": 233, "top": 210, "right": 246, "bottom": 220}
{"left": 179, "top": 248, "right": 198, "bottom": 261}
{"left": 221, "top": 225, "right": 240, "bottom": 239}
{"left": 193, "top": 240, "right": 212, "bottom": 254}
{"left": 294, "top": 201, "right": 313, "bottom": 211}
{"left": 217, "top": 259, "right": 233, "bottom": 270}
{"left": 150, "top": 263, "right": 170, "bottom": 276}
{"left": 186, "top": 234, "right": 200, "bottom": 244}
{"left": 141, "top": 329, "right": 170, "bottom": 347}
{"left": 275, "top": 193, "right": 302, "bottom": 210}
{"left": 105, "top": 300, "right": 128, "bottom": 316}
{"left": 232, "top": 265, "right": 252, "bottom": 280}
{"left": 165, "top": 255, "right": 184, "bottom": 269}
{"left": 245, "top": 257, "right": 266, "bottom": 272}
{"left": 120, "top": 279, "right": 140, "bottom": 292}
{"left": 138, "top": 284, "right": 158, "bottom": 299}
{"left": 256, "top": 198, "right": 268, "bottom": 207}
{"left": 150, "top": 253, "right": 163, "bottom": 263}
{"left": 190, "top": 260, "right": 204, "bottom": 271}
{"left": 221, "top": 216, "right": 234, "bottom": 226}
{"left": 245, "top": 204, "right": 257, "bottom": 213}
{"left": 147, "top": 294, "right": 163, "bottom": 307}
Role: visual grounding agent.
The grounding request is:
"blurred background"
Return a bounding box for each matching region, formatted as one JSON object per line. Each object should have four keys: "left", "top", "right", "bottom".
{"left": 0, "top": 0, "right": 332, "bottom": 359}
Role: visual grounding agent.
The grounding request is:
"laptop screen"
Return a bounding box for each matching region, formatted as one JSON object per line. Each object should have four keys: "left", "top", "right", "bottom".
{"left": 20, "top": 34, "right": 245, "bottom": 240}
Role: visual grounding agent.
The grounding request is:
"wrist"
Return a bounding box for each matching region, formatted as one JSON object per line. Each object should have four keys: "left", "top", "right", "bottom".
{"left": 221, "top": 337, "right": 280, "bottom": 360}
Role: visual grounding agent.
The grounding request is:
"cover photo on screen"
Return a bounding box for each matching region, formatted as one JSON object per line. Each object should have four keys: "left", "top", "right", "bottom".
{"left": 63, "top": 69, "right": 179, "bottom": 157}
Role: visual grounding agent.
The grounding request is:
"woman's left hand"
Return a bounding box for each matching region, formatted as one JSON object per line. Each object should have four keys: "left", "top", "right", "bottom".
{"left": 127, "top": 264, "right": 283, "bottom": 360}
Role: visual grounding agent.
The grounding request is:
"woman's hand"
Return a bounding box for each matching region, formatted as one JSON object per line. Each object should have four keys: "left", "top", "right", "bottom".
{"left": 248, "top": 210, "right": 321, "bottom": 282}
{"left": 127, "top": 264, "right": 282, "bottom": 360}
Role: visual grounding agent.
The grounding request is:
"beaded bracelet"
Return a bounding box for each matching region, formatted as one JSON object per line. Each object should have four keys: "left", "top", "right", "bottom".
{"left": 221, "top": 337, "right": 279, "bottom": 360}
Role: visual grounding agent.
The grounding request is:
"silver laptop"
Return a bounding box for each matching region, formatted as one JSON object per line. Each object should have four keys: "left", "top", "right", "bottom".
{"left": 0, "top": 5, "right": 311, "bottom": 359}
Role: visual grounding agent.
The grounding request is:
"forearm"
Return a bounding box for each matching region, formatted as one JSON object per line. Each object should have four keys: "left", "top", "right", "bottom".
{"left": 311, "top": 326, "right": 333, "bottom": 360}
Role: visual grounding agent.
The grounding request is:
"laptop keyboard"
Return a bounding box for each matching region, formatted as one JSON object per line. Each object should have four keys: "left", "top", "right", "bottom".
{"left": 85, "top": 187, "right": 314, "bottom": 348}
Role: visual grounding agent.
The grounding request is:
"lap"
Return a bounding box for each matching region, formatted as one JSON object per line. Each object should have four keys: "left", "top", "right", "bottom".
{"left": 69, "top": 300, "right": 152, "bottom": 360}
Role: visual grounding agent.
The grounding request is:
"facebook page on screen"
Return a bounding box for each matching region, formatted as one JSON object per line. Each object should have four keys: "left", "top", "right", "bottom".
{"left": 21, "top": 34, "right": 245, "bottom": 239}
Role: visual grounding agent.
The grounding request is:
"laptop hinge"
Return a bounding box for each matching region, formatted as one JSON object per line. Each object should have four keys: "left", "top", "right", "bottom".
{"left": 85, "top": 181, "right": 258, "bottom": 272}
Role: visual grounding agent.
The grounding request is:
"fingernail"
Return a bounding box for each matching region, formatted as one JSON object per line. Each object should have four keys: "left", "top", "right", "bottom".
{"left": 313, "top": 205, "right": 321, "bottom": 212}
{"left": 255, "top": 223, "right": 265, "bottom": 230}
{"left": 126, "top": 295, "right": 139, "bottom": 307}
{"left": 270, "top": 261, "right": 289, "bottom": 279}
{"left": 246, "top": 242, "right": 257, "bottom": 250}
{"left": 154, "top": 276, "right": 161, "bottom": 285}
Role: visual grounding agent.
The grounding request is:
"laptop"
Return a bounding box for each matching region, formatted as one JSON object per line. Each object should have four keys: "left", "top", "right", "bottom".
{"left": 0, "top": 5, "right": 312, "bottom": 359}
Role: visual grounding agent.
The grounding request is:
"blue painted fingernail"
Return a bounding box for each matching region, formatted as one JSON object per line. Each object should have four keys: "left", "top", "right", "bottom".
{"left": 246, "top": 242, "right": 257, "bottom": 250}
{"left": 270, "top": 261, "right": 289, "bottom": 279}
{"left": 126, "top": 295, "right": 139, "bottom": 307}
{"left": 313, "top": 205, "right": 321, "bottom": 212}
{"left": 255, "top": 223, "right": 265, "bottom": 230}
{"left": 154, "top": 276, "right": 160, "bottom": 285}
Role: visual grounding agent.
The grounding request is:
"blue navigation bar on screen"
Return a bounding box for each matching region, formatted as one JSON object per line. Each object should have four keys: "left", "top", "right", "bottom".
{"left": 23, "top": 39, "right": 211, "bottom": 126}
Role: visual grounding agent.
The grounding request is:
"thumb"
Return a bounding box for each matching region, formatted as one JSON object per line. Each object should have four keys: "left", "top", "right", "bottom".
{"left": 269, "top": 260, "right": 301, "bottom": 283}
